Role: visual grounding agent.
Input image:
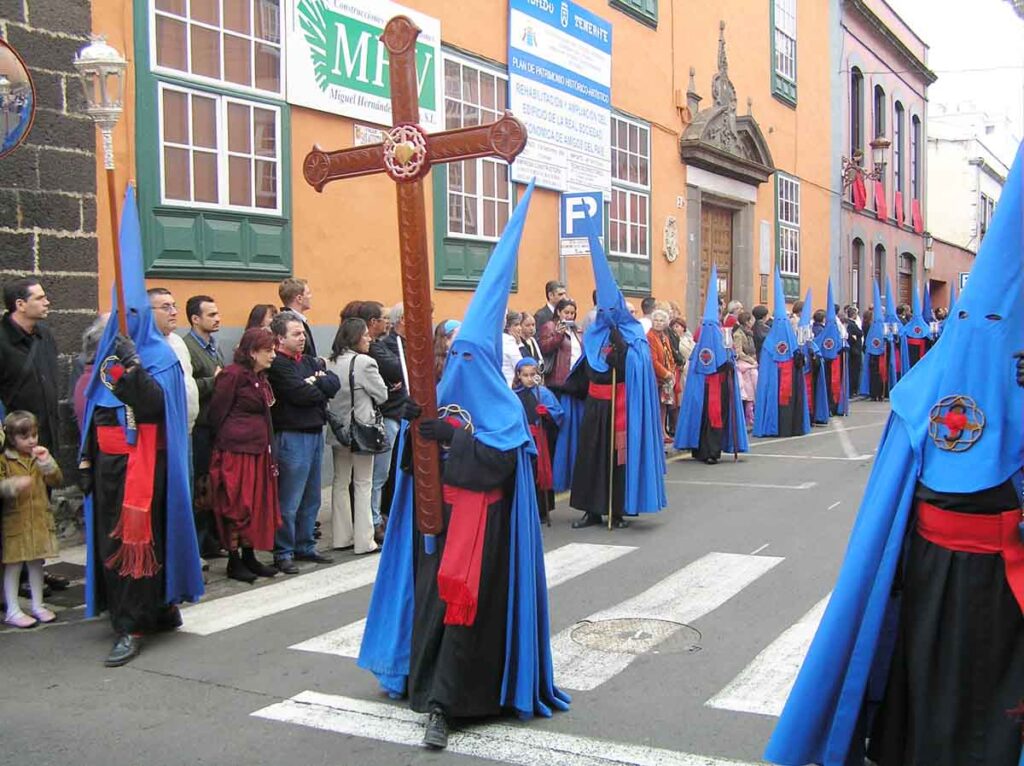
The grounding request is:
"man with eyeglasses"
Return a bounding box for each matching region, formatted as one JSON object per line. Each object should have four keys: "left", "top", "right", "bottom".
{"left": 148, "top": 289, "right": 198, "bottom": 434}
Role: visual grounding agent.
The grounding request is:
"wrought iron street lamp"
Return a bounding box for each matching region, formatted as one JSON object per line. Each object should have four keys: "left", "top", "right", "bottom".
{"left": 74, "top": 36, "right": 129, "bottom": 333}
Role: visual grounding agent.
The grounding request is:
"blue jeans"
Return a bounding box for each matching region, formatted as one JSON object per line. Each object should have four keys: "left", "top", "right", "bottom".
{"left": 274, "top": 430, "right": 324, "bottom": 561}
{"left": 370, "top": 417, "right": 401, "bottom": 526}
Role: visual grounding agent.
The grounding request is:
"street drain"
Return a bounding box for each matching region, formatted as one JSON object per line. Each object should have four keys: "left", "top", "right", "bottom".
{"left": 569, "top": 618, "right": 702, "bottom": 655}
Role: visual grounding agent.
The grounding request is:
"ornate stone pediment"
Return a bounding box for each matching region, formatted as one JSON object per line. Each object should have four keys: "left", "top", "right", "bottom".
{"left": 680, "top": 22, "right": 775, "bottom": 186}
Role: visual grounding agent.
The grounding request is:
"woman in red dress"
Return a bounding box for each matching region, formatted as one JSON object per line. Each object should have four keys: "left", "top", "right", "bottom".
{"left": 207, "top": 328, "right": 281, "bottom": 583}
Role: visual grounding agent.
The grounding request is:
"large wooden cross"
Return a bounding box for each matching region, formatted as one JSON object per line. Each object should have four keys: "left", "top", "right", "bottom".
{"left": 303, "top": 16, "right": 528, "bottom": 536}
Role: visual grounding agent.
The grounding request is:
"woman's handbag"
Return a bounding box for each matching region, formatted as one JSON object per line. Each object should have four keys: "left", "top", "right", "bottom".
{"left": 346, "top": 355, "right": 388, "bottom": 454}
{"left": 326, "top": 408, "right": 351, "bottom": 447}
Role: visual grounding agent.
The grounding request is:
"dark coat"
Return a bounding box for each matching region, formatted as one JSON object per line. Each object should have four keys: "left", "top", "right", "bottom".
{"left": 0, "top": 314, "right": 60, "bottom": 450}
{"left": 208, "top": 364, "right": 275, "bottom": 454}
{"left": 267, "top": 351, "right": 340, "bottom": 433}
{"left": 182, "top": 331, "right": 226, "bottom": 428}
{"left": 371, "top": 333, "right": 414, "bottom": 420}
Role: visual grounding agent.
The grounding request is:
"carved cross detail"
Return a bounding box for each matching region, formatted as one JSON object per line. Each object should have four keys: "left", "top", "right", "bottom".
{"left": 302, "top": 16, "right": 528, "bottom": 536}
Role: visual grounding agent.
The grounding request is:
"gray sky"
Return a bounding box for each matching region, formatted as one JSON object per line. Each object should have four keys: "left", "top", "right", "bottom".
{"left": 886, "top": 0, "right": 1024, "bottom": 141}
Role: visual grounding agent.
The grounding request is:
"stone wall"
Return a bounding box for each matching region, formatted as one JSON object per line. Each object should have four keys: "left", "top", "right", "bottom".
{"left": 1, "top": 0, "right": 97, "bottom": 538}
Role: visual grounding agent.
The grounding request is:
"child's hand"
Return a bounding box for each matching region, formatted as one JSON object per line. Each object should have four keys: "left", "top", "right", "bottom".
{"left": 32, "top": 446, "right": 51, "bottom": 463}
{"left": 10, "top": 476, "right": 32, "bottom": 495}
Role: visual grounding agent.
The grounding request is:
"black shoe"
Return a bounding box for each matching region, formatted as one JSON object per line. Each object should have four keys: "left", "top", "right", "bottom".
{"left": 44, "top": 572, "right": 70, "bottom": 590}
{"left": 155, "top": 606, "right": 183, "bottom": 632}
{"left": 571, "top": 514, "right": 601, "bottom": 529}
{"left": 275, "top": 558, "right": 300, "bottom": 575}
{"left": 226, "top": 553, "right": 257, "bottom": 584}
{"left": 241, "top": 548, "right": 278, "bottom": 578}
{"left": 104, "top": 634, "right": 141, "bottom": 667}
{"left": 423, "top": 708, "right": 449, "bottom": 749}
{"left": 373, "top": 523, "right": 386, "bottom": 546}
{"left": 294, "top": 552, "right": 333, "bottom": 564}
{"left": 612, "top": 518, "right": 631, "bottom": 529}
{"left": 704, "top": 457, "right": 719, "bottom": 465}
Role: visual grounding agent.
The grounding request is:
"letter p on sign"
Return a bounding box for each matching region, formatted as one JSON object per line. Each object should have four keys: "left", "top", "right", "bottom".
{"left": 559, "top": 191, "right": 604, "bottom": 256}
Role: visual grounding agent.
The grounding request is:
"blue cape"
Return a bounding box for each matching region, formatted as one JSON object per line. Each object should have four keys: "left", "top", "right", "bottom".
{"left": 858, "top": 280, "right": 887, "bottom": 396}
{"left": 753, "top": 271, "right": 812, "bottom": 436}
{"left": 81, "top": 185, "right": 204, "bottom": 615}
{"left": 581, "top": 226, "right": 666, "bottom": 514}
{"left": 898, "top": 280, "right": 930, "bottom": 373}
{"left": 817, "top": 280, "right": 849, "bottom": 416}
{"left": 765, "top": 141, "right": 1024, "bottom": 766}
{"left": 884, "top": 276, "right": 902, "bottom": 385}
{"left": 675, "top": 265, "right": 748, "bottom": 453}
{"left": 552, "top": 362, "right": 585, "bottom": 493}
{"left": 358, "top": 180, "right": 570, "bottom": 718}
{"left": 797, "top": 288, "right": 830, "bottom": 425}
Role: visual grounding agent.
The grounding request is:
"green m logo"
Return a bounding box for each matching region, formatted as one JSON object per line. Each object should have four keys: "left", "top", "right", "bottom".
{"left": 297, "top": 0, "right": 437, "bottom": 110}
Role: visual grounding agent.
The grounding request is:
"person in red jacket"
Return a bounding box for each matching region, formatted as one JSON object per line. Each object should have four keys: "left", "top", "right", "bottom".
{"left": 207, "top": 329, "right": 281, "bottom": 582}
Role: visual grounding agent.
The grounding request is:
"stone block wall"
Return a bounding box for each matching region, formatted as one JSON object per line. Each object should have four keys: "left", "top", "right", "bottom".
{"left": 1, "top": 0, "right": 97, "bottom": 536}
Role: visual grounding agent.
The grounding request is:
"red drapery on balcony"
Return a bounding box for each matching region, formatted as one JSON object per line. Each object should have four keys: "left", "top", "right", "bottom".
{"left": 894, "top": 191, "right": 904, "bottom": 227}
{"left": 911, "top": 198, "right": 924, "bottom": 233}
{"left": 874, "top": 181, "right": 888, "bottom": 221}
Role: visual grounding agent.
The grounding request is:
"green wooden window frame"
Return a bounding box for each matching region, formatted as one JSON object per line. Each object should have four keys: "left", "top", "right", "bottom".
{"left": 609, "top": 0, "right": 658, "bottom": 29}
{"left": 775, "top": 173, "right": 801, "bottom": 300}
{"left": 134, "top": 2, "right": 292, "bottom": 281}
{"left": 770, "top": 0, "right": 797, "bottom": 107}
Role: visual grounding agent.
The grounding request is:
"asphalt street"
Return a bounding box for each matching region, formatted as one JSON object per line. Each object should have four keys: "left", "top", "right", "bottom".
{"left": 0, "top": 402, "right": 891, "bottom": 766}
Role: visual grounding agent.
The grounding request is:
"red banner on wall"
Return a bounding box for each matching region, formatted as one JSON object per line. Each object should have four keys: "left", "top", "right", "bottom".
{"left": 874, "top": 181, "right": 888, "bottom": 221}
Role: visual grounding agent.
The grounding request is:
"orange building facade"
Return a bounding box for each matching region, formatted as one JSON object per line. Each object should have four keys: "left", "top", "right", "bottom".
{"left": 91, "top": 0, "right": 839, "bottom": 338}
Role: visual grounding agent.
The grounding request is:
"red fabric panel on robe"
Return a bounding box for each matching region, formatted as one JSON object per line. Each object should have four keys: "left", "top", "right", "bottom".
{"left": 805, "top": 370, "right": 814, "bottom": 416}
{"left": 706, "top": 372, "right": 723, "bottom": 428}
{"left": 528, "top": 423, "right": 553, "bottom": 491}
{"left": 437, "top": 485, "right": 503, "bottom": 626}
{"left": 778, "top": 361, "right": 794, "bottom": 405}
{"left": 830, "top": 356, "right": 842, "bottom": 399}
{"left": 878, "top": 350, "right": 888, "bottom": 385}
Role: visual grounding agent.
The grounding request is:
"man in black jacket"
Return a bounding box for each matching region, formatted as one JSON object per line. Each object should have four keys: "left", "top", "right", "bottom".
{"left": 357, "top": 301, "right": 415, "bottom": 543}
{"left": 844, "top": 306, "right": 864, "bottom": 398}
{"left": 267, "top": 313, "right": 340, "bottom": 573}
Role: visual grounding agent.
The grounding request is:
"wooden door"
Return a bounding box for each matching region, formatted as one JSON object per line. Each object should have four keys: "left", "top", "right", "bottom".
{"left": 700, "top": 204, "right": 734, "bottom": 311}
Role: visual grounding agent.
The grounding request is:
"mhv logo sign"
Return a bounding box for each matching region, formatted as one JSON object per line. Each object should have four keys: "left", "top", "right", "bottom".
{"left": 560, "top": 191, "right": 603, "bottom": 256}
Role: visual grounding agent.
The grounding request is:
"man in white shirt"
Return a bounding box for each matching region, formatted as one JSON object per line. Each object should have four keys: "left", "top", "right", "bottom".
{"left": 147, "top": 288, "right": 199, "bottom": 433}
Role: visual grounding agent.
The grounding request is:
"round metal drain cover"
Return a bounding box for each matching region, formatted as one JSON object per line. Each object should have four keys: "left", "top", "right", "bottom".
{"left": 569, "top": 618, "right": 701, "bottom": 655}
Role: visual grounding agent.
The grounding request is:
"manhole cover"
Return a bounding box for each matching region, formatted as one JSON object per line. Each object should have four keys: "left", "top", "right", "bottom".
{"left": 569, "top": 618, "right": 702, "bottom": 655}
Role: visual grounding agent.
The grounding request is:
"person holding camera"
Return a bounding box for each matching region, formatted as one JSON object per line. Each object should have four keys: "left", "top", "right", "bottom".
{"left": 326, "top": 318, "right": 387, "bottom": 555}
{"left": 538, "top": 298, "right": 583, "bottom": 390}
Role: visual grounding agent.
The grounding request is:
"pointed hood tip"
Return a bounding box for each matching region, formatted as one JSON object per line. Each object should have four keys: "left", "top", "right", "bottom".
{"left": 702, "top": 265, "right": 720, "bottom": 324}
{"left": 772, "top": 269, "right": 787, "bottom": 320}
{"left": 825, "top": 279, "right": 836, "bottom": 320}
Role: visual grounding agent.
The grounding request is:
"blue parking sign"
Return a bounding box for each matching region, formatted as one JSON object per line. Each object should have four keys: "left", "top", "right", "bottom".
{"left": 560, "top": 191, "right": 603, "bottom": 256}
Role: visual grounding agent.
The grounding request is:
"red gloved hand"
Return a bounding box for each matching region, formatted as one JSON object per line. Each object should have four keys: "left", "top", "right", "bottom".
{"left": 535, "top": 404, "right": 548, "bottom": 416}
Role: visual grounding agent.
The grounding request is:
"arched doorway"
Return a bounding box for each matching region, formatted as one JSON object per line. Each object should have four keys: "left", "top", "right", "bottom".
{"left": 899, "top": 253, "right": 915, "bottom": 307}
{"left": 873, "top": 243, "right": 886, "bottom": 295}
{"left": 851, "top": 238, "right": 864, "bottom": 308}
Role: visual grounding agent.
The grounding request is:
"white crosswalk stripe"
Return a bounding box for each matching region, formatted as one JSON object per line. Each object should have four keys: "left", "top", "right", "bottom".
{"left": 705, "top": 594, "right": 829, "bottom": 717}
{"left": 552, "top": 552, "right": 784, "bottom": 692}
{"left": 252, "top": 691, "right": 763, "bottom": 766}
{"left": 289, "top": 542, "right": 637, "bottom": 658}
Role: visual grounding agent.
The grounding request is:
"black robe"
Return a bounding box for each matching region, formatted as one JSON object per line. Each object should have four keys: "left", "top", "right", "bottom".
{"left": 775, "top": 352, "right": 806, "bottom": 437}
{"left": 569, "top": 345, "right": 627, "bottom": 520}
{"left": 83, "top": 366, "right": 173, "bottom": 635}
{"left": 408, "top": 429, "right": 516, "bottom": 718}
{"left": 822, "top": 351, "right": 846, "bottom": 416}
{"left": 868, "top": 480, "right": 1024, "bottom": 766}
{"left": 866, "top": 353, "right": 889, "bottom": 402}
{"left": 514, "top": 387, "right": 557, "bottom": 523}
{"left": 692, "top": 363, "right": 734, "bottom": 463}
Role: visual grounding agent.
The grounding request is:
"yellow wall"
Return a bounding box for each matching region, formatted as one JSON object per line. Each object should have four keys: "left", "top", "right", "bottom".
{"left": 93, "top": 0, "right": 835, "bottom": 328}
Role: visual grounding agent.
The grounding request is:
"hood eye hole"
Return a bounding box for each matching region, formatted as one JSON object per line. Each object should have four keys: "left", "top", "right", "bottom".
{"left": 461, "top": 352, "right": 473, "bottom": 361}
{"left": 985, "top": 313, "right": 1002, "bottom": 321}
{"left": 958, "top": 310, "right": 969, "bottom": 319}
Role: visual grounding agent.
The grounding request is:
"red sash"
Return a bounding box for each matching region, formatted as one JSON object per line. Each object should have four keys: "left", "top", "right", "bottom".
{"left": 917, "top": 501, "right": 1024, "bottom": 614}
{"left": 830, "top": 356, "right": 842, "bottom": 402}
{"left": 528, "top": 423, "right": 553, "bottom": 491}
{"left": 907, "top": 337, "right": 927, "bottom": 363}
{"left": 804, "top": 368, "right": 814, "bottom": 417}
{"left": 96, "top": 424, "right": 165, "bottom": 579}
{"left": 437, "top": 485, "right": 503, "bottom": 626}
{"left": 589, "top": 381, "right": 628, "bottom": 464}
{"left": 878, "top": 349, "right": 888, "bottom": 385}
{"left": 778, "top": 360, "right": 794, "bottom": 406}
{"left": 706, "top": 373, "right": 723, "bottom": 429}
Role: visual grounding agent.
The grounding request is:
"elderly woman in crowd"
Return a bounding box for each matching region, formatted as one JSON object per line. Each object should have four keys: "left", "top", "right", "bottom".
{"left": 433, "top": 319, "right": 460, "bottom": 383}
{"left": 207, "top": 328, "right": 281, "bottom": 583}
{"left": 326, "top": 318, "right": 388, "bottom": 555}
{"left": 732, "top": 310, "right": 759, "bottom": 429}
{"left": 245, "top": 304, "right": 278, "bottom": 331}
{"left": 538, "top": 298, "right": 583, "bottom": 390}
{"left": 647, "top": 308, "right": 678, "bottom": 440}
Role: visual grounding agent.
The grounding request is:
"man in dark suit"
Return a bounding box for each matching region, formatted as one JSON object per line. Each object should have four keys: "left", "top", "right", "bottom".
{"left": 278, "top": 277, "right": 317, "bottom": 357}
{"left": 533, "top": 280, "right": 567, "bottom": 330}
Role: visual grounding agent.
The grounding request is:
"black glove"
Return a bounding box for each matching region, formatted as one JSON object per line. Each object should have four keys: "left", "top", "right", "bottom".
{"left": 403, "top": 400, "right": 423, "bottom": 421}
{"left": 418, "top": 418, "right": 455, "bottom": 443}
{"left": 1015, "top": 351, "right": 1024, "bottom": 388}
{"left": 114, "top": 334, "right": 139, "bottom": 368}
{"left": 77, "top": 467, "right": 94, "bottom": 496}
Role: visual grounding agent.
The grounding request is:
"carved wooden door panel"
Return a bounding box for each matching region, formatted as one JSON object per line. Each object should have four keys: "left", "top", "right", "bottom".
{"left": 700, "top": 204, "right": 734, "bottom": 309}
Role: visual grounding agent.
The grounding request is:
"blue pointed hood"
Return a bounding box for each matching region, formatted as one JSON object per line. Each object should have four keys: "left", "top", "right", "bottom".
{"left": 437, "top": 181, "right": 535, "bottom": 451}
{"left": 922, "top": 281, "right": 933, "bottom": 322}
{"left": 900, "top": 276, "right": 929, "bottom": 339}
{"left": 772, "top": 267, "right": 787, "bottom": 322}
{"left": 761, "top": 270, "right": 800, "bottom": 363}
{"left": 817, "top": 279, "right": 845, "bottom": 360}
{"left": 799, "top": 288, "right": 814, "bottom": 329}
{"left": 950, "top": 279, "right": 959, "bottom": 312}
{"left": 582, "top": 220, "right": 646, "bottom": 374}
{"left": 884, "top": 276, "right": 899, "bottom": 324}
{"left": 691, "top": 265, "right": 730, "bottom": 374}
{"left": 864, "top": 279, "right": 886, "bottom": 357}
{"left": 891, "top": 141, "right": 1024, "bottom": 493}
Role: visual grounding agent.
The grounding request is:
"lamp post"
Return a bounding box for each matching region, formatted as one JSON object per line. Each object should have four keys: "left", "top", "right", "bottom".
{"left": 0, "top": 75, "right": 11, "bottom": 140}
{"left": 73, "top": 36, "right": 128, "bottom": 334}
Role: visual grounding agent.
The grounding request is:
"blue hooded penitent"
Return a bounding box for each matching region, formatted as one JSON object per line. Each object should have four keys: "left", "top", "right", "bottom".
{"left": 922, "top": 279, "right": 933, "bottom": 326}
{"left": 816, "top": 279, "right": 849, "bottom": 416}
{"left": 753, "top": 270, "right": 812, "bottom": 436}
{"left": 358, "top": 180, "right": 570, "bottom": 719}
{"left": 81, "top": 185, "right": 204, "bottom": 615}
{"left": 675, "top": 266, "right": 748, "bottom": 453}
{"left": 898, "top": 278, "right": 931, "bottom": 372}
{"left": 859, "top": 279, "right": 887, "bottom": 395}
{"left": 884, "top": 276, "right": 902, "bottom": 384}
{"left": 552, "top": 371, "right": 584, "bottom": 492}
{"left": 580, "top": 223, "right": 666, "bottom": 514}
{"left": 765, "top": 142, "right": 1024, "bottom": 766}
{"left": 799, "top": 288, "right": 829, "bottom": 425}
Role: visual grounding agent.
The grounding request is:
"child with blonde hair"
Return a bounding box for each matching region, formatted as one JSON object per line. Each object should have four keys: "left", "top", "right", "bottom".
{"left": 1, "top": 410, "right": 63, "bottom": 628}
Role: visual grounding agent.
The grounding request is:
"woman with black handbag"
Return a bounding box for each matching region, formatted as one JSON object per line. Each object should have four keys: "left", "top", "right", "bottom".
{"left": 326, "top": 318, "right": 388, "bottom": 554}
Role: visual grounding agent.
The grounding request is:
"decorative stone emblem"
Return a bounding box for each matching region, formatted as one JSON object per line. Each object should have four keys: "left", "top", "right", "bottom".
{"left": 928, "top": 394, "right": 985, "bottom": 452}
{"left": 663, "top": 215, "right": 679, "bottom": 262}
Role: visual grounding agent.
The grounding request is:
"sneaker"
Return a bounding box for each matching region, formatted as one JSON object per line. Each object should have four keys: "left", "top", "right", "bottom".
{"left": 423, "top": 708, "right": 449, "bottom": 749}
{"left": 5, "top": 612, "right": 38, "bottom": 629}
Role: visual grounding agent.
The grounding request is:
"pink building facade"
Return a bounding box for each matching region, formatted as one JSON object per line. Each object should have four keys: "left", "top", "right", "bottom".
{"left": 838, "top": 0, "right": 936, "bottom": 311}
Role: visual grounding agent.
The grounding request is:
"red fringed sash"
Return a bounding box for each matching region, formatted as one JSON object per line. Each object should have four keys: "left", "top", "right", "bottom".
{"left": 437, "top": 485, "right": 503, "bottom": 626}
{"left": 589, "top": 381, "right": 628, "bottom": 465}
{"left": 705, "top": 373, "right": 723, "bottom": 429}
{"left": 917, "top": 502, "right": 1024, "bottom": 614}
{"left": 778, "top": 361, "right": 794, "bottom": 406}
{"left": 830, "top": 357, "right": 842, "bottom": 402}
{"left": 97, "top": 424, "right": 164, "bottom": 579}
{"left": 528, "top": 423, "right": 553, "bottom": 491}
